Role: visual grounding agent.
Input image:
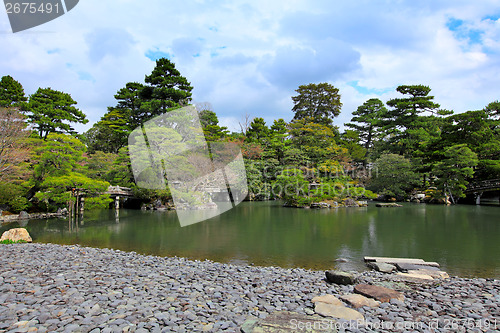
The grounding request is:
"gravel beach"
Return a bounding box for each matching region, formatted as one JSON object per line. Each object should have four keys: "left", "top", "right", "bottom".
{"left": 0, "top": 243, "right": 498, "bottom": 332}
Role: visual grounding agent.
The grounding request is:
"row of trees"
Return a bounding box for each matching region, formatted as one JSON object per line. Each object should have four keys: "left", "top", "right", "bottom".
{"left": 1, "top": 58, "right": 499, "bottom": 212}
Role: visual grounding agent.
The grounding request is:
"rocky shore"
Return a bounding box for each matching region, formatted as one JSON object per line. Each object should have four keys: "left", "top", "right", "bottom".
{"left": 0, "top": 243, "right": 498, "bottom": 332}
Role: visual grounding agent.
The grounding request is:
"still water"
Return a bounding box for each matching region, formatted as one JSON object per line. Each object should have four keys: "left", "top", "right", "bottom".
{"left": 3, "top": 202, "right": 499, "bottom": 278}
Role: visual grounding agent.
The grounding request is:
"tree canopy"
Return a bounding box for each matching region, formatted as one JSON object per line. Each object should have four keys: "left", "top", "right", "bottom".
{"left": 22, "top": 87, "right": 88, "bottom": 139}
{"left": 292, "top": 83, "right": 342, "bottom": 125}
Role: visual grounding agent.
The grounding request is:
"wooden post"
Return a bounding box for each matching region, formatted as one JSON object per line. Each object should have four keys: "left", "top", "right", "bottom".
{"left": 80, "top": 197, "right": 85, "bottom": 214}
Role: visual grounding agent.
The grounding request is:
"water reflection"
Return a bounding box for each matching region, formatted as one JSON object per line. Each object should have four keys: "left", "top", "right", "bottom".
{"left": 1, "top": 202, "right": 499, "bottom": 278}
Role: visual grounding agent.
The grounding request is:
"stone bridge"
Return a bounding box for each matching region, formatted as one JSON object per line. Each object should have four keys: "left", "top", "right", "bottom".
{"left": 465, "top": 179, "right": 500, "bottom": 204}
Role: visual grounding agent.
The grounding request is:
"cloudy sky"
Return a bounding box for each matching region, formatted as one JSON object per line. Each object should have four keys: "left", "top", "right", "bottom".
{"left": 1, "top": 0, "right": 500, "bottom": 132}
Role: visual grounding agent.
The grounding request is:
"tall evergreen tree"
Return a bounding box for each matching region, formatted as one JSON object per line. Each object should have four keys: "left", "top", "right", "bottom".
{"left": 292, "top": 83, "right": 342, "bottom": 125}
{"left": 0, "top": 75, "right": 27, "bottom": 107}
{"left": 142, "top": 58, "right": 193, "bottom": 117}
{"left": 22, "top": 87, "right": 88, "bottom": 139}
{"left": 346, "top": 98, "right": 387, "bottom": 163}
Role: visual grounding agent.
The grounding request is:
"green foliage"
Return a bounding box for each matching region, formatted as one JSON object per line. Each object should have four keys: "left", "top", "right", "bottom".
{"left": 346, "top": 98, "right": 386, "bottom": 162}
{"left": 275, "top": 169, "right": 310, "bottom": 206}
{"left": 0, "top": 182, "right": 30, "bottom": 213}
{"left": 33, "top": 133, "right": 86, "bottom": 181}
{"left": 292, "top": 83, "right": 342, "bottom": 125}
{"left": 0, "top": 75, "right": 27, "bottom": 107}
{"left": 143, "top": 58, "right": 193, "bottom": 116}
{"left": 22, "top": 88, "right": 88, "bottom": 139}
{"left": 0, "top": 239, "right": 27, "bottom": 244}
{"left": 199, "top": 109, "right": 228, "bottom": 141}
{"left": 432, "top": 144, "right": 478, "bottom": 198}
{"left": 289, "top": 118, "right": 347, "bottom": 165}
{"left": 35, "top": 172, "right": 111, "bottom": 209}
{"left": 369, "top": 154, "right": 420, "bottom": 199}
{"left": 245, "top": 118, "right": 270, "bottom": 144}
{"left": 84, "top": 58, "right": 193, "bottom": 153}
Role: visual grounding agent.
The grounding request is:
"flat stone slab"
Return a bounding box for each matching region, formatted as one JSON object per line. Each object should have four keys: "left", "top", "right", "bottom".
{"left": 312, "top": 295, "right": 343, "bottom": 306}
{"left": 367, "top": 262, "right": 396, "bottom": 273}
{"left": 396, "top": 272, "right": 434, "bottom": 281}
{"left": 314, "top": 302, "right": 364, "bottom": 322}
{"left": 364, "top": 257, "right": 440, "bottom": 268}
{"left": 395, "top": 263, "right": 440, "bottom": 271}
{"left": 241, "top": 311, "right": 334, "bottom": 333}
{"left": 407, "top": 269, "right": 449, "bottom": 279}
{"left": 354, "top": 284, "right": 405, "bottom": 303}
{"left": 375, "top": 203, "right": 402, "bottom": 207}
{"left": 325, "top": 270, "right": 356, "bottom": 285}
{"left": 339, "top": 294, "right": 380, "bottom": 308}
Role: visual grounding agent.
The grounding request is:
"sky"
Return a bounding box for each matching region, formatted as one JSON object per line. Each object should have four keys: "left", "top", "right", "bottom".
{"left": 1, "top": 0, "right": 500, "bottom": 133}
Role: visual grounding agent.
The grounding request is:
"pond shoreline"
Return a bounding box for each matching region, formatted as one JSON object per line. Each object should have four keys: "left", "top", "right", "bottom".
{"left": 0, "top": 243, "right": 498, "bottom": 332}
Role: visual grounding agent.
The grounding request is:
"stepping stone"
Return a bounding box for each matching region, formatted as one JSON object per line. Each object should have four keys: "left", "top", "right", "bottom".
{"left": 240, "top": 311, "right": 330, "bottom": 333}
{"left": 354, "top": 284, "right": 405, "bottom": 303}
{"left": 395, "top": 263, "right": 440, "bottom": 272}
{"left": 367, "top": 262, "right": 396, "bottom": 273}
{"left": 325, "top": 271, "right": 356, "bottom": 285}
{"left": 364, "top": 257, "right": 440, "bottom": 268}
{"left": 312, "top": 295, "right": 343, "bottom": 306}
{"left": 396, "top": 272, "right": 434, "bottom": 281}
{"left": 407, "top": 269, "right": 449, "bottom": 279}
{"left": 340, "top": 294, "right": 380, "bottom": 308}
{"left": 314, "top": 302, "right": 364, "bottom": 321}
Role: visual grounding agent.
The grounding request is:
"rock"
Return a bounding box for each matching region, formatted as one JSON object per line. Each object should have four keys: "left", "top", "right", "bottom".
{"left": 310, "top": 202, "right": 330, "bottom": 209}
{"left": 311, "top": 295, "right": 343, "bottom": 306}
{"left": 354, "top": 284, "right": 404, "bottom": 303}
{"left": 18, "top": 211, "right": 30, "bottom": 219}
{"left": 367, "top": 262, "right": 396, "bottom": 273}
{"left": 314, "top": 302, "right": 364, "bottom": 321}
{"left": 325, "top": 270, "right": 356, "bottom": 285}
{"left": 0, "top": 228, "right": 32, "bottom": 242}
{"left": 343, "top": 198, "right": 359, "bottom": 207}
{"left": 339, "top": 294, "right": 380, "bottom": 308}
{"left": 375, "top": 203, "right": 402, "bottom": 207}
{"left": 241, "top": 311, "right": 327, "bottom": 333}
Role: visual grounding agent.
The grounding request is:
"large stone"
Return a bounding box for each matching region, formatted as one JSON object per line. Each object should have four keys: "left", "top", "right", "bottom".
{"left": 0, "top": 228, "right": 32, "bottom": 243}
{"left": 18, "top": 211, "right": 29, "bottom": 219}
{"left": 339, "top": 294, "right": 380, "bottom": 308}
{"left": 367, "top": 262, "right": 396, "bottom": 273}
{"left": 325, "top": 271, "right": 356, "bottom": 285}
{"left": 314, "top": 302, "right": 364, "bottom": 321}
{"left": 241, "top": 311, "right": 332, "bottom": 333}
{"left": 311, "top": 295, "right": 343, "bottom": 306}
{"left": 354, "top": 284, "right": 404, "bottom": 303}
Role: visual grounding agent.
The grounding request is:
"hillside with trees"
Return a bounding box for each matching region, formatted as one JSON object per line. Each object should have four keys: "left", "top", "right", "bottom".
{"left": 0, "top": 59, "right": 499, "bottom": 213}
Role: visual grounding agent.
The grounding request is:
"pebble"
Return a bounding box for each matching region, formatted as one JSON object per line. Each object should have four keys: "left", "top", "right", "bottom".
{"left": 0, "top": 243, "right": 498, "bottom": 332}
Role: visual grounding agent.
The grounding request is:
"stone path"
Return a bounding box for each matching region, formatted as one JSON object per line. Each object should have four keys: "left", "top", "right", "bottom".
{"left": 0, "top": 243, "right": 499, "bottom": 332}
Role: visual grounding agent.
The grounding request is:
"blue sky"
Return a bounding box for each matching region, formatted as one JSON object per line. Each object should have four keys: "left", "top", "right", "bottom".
{"left": 1, "top": 0, "right": 500, "bottom": 132}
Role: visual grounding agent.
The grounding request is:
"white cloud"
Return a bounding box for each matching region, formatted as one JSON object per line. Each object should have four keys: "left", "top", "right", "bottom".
{"left": 1, "top": 0, "right": 500, "bottom": 134}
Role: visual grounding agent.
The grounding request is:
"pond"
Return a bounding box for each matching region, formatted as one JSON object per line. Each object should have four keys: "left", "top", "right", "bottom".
{"left": 2, "top": 202, "right": 499, "bottom": 278}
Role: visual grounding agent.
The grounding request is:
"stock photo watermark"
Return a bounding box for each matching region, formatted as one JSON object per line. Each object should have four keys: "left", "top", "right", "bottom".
{"left": 290, "top": 318, "right": 498, "bottom": 332}
{"left": 3, "top": 0, "right": 79, "bottom": 32}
